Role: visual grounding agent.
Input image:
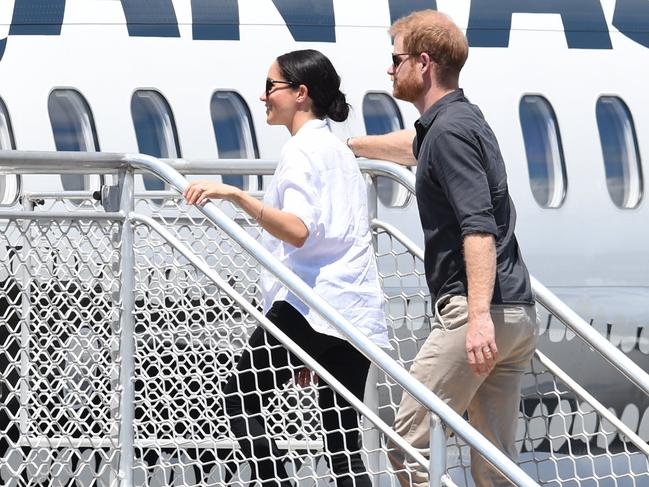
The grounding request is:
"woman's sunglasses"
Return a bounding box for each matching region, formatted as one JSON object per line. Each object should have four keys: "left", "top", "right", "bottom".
{"left": 265, "top": 78, "right": 296, "bottom": 97}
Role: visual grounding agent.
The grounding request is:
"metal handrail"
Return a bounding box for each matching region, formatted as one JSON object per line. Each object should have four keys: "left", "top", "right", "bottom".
{"left": 0, "top": 211, "right": 123, "bottom": 221}
{"left": 131, "top": 212, "right": 429, "bottom": 469}
{"left": 371, "top": 221, "right": 649, "bottom": 469}
{"left": 0, "top": 151, "right": 417, "bottom": 191}
{"left": 532, "top": 277, "right": 649, "bottom": 396}
{"left": 363, "top": 162, "right": 649, "bottom": 399}
{"left": 372, "top": 219, "right": 424, "bottom": 260}
{"left": 0, "top": 150, "right": 539, "bottom": 487}
{"left": 534, "top": 350, "right": 649, "bottom": 457}
{"left": 372, "top": 215, "right": 649, "bottom": 461}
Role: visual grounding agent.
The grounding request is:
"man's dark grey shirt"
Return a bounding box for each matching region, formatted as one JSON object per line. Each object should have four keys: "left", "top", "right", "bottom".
{"left": 413, "top": 89, "right": 533, "bottom": 305}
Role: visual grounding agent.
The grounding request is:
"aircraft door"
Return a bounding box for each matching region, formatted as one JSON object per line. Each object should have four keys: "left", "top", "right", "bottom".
{"left": 210, "top": 91, "right": 260, "bottom": 191}
{"left": 0, "top": 97, "right": 18, "bottom": 206}
{"left": 48, "top": 89, "right": 102, "bottom": 196}
{"left": 131, "top": 90, "right": 181, "bottom": 195}
{"left": 362, "top": 92, "right": 409, "bottom": 207}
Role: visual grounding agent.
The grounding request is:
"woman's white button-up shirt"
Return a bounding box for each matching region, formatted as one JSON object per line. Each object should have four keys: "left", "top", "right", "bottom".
{"left": 260, "top": 118, "right": 389, "bottom": 348}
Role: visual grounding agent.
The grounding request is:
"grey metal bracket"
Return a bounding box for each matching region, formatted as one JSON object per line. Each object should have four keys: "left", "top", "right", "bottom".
{"left": 94, "top": 184, "right": 121, "bottom": 212}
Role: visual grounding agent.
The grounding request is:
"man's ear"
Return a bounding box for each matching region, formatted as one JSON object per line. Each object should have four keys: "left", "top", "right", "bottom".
{"left": 420, "top": 52, "right": 432, "bottom": 73}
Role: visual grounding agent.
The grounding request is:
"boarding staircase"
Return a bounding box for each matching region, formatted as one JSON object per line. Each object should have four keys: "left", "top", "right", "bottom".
{"left": 0, "top": 151, "right": 648, "bottom": 486}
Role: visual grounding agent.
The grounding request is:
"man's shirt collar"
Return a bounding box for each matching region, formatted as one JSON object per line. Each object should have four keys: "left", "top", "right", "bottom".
{"left": 413, "top": 89, "right": 466, "bottom": 157}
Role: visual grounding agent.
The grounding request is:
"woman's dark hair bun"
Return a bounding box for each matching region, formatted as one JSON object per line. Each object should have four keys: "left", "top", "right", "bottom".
{"left": 327, "top": 91, "right": 349, "bottom": 122}
{"left": 277, "top": 49, "right": 350, "bottom": 122}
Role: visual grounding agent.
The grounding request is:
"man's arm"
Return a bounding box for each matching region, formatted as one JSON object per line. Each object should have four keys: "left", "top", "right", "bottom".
{"left": 347, "top": 129, "right": 417, "bottom": 166}
{"left": 464, "top": 233, "right": 498, "bottom": 376}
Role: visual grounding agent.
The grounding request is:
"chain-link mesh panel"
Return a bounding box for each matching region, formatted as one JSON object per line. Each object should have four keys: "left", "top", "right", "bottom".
{"left": 3, "top": 193, "right": 412, "bottom": 486}
{"left": 131, "top": 218, "right": 402, "bottom": 486}
{"left": 373, "top": 223, "right": 649, "bottom": 486}
{"left": 372, "top": 225, "right": 431, "bottom": 430}
{"left": 8, "top": 184, "right": 645, "bottom": 486}
{"left": 135, "top": 196, "right": 262, "bottom": 306}
{"left": 520, "top": 354, "right": 649, "bottom": 486}
{"left": 445, "top": 353, "right": 649, "bottom": 487}
{"left": 0, "top": 215, "right": 122, "bottom": 486}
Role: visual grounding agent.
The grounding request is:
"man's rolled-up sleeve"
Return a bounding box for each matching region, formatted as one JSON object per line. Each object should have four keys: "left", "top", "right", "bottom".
{"left": 432, "top": 130, "right": 498, "bottom": 237}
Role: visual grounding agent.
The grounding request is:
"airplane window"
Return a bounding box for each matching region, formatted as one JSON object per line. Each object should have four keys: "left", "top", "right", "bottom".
{"left": 519, "top": 95, "right": 567, "bottom": 208}
{"left": 210, "top": 91, "right": 259, "bottom": 190}
{"left": 0, "top": 98, "right": 19, "bottom": 206}
{"left": 362, "top": 92, "right": 409, "bottom": 207}
{"left": 48, "top": 89, "right": 102, "bottom": 193}
{"left": 596, "top": 96, "right": 643, "bottom": 208}
{"left": 131, "top": 90, "right": 181, "bottom": 192}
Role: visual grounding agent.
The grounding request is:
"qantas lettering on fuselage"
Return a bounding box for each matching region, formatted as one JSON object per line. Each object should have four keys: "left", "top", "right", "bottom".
{"left": 0, "top": 0, "right": 648, "bottom": 62}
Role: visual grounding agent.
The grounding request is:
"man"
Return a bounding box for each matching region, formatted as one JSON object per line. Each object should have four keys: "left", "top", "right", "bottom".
{"left": 348, "top": 10, "right": 537, "bottom": 487}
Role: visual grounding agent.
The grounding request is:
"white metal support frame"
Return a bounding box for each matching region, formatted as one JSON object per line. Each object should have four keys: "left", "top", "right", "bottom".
{"left": 0, "top": 150, "right": 540, "bottom": 487}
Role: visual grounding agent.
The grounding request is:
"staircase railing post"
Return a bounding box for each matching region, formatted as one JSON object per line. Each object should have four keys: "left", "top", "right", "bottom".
{"left": 429, "top": 413, "right": 446, "bottom": 487}
{"left": 116, "top": 168, "right": 136, "bottom": 487}
{"left": 363, "top": 172, "right": 382, "bottom": 481}
{"left": 18, "top": 196, "right": 34, "bottom": 441}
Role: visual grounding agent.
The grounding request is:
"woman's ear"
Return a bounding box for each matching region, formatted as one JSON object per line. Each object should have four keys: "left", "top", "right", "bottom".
{"left": 296, "top": 84, "right": 309, "bottom": 102}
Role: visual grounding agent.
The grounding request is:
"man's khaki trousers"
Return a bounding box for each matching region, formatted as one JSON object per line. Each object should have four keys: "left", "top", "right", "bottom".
{"left": 387, "top": 295, "right": 538, "bottom": 487}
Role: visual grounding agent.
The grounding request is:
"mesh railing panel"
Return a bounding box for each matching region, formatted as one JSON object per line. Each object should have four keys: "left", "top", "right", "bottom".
{"left": 373, "top": 224, "right": 649, "bottom": 486}
{"left": 0, "top": 216, "right": 122, "bottom": 486}
{"left": 443, "top": 354, "right": 649, "bottom": 487}
{"left": 130, "top": 218, "right": 398, "bottom": 486}
{"left": 5, "top": 186, "right": 648, "bottom": 486}
{"left": 10, "top": 193, "right": 409, "bottom": 485}
{"left": 134, "top": 196, "right": 262, "bottom": 305}
{"left": 372, "top": 224, "right": 431, "bottom": 430}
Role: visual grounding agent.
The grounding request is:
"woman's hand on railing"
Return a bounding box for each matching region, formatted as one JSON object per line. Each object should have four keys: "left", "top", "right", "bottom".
{"left": 183, "top": 180, "right": 240, "bottom": 205}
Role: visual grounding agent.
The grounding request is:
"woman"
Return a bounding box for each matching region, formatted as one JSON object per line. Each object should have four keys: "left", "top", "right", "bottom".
{"left": 184, "top": 49, "right": 389, "bottom": 487}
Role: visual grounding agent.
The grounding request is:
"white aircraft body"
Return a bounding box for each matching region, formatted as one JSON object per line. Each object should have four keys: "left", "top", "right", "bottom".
{"left": 0, "top": 0, "right": 648, "bottom": 483}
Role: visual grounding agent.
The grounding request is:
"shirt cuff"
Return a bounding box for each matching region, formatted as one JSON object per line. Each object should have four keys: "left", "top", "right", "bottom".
{"left": 460, "top": 214, "right": 498, "bottom": 238}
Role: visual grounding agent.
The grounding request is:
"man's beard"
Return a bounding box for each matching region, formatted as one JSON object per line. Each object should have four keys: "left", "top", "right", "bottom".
{"left": 393, "top": 74, "right": 424, "bottom": 103}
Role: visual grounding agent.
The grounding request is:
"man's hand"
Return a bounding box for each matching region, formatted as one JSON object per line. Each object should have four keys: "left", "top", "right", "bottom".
{"left": 463, "top": 233, "right": 498, "bottom": 376}
{"left": 466, "top": 312, "right": 498, "bottom": 376}
{"left": 183, "top": 180, "right": 240, "bottom": 205}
